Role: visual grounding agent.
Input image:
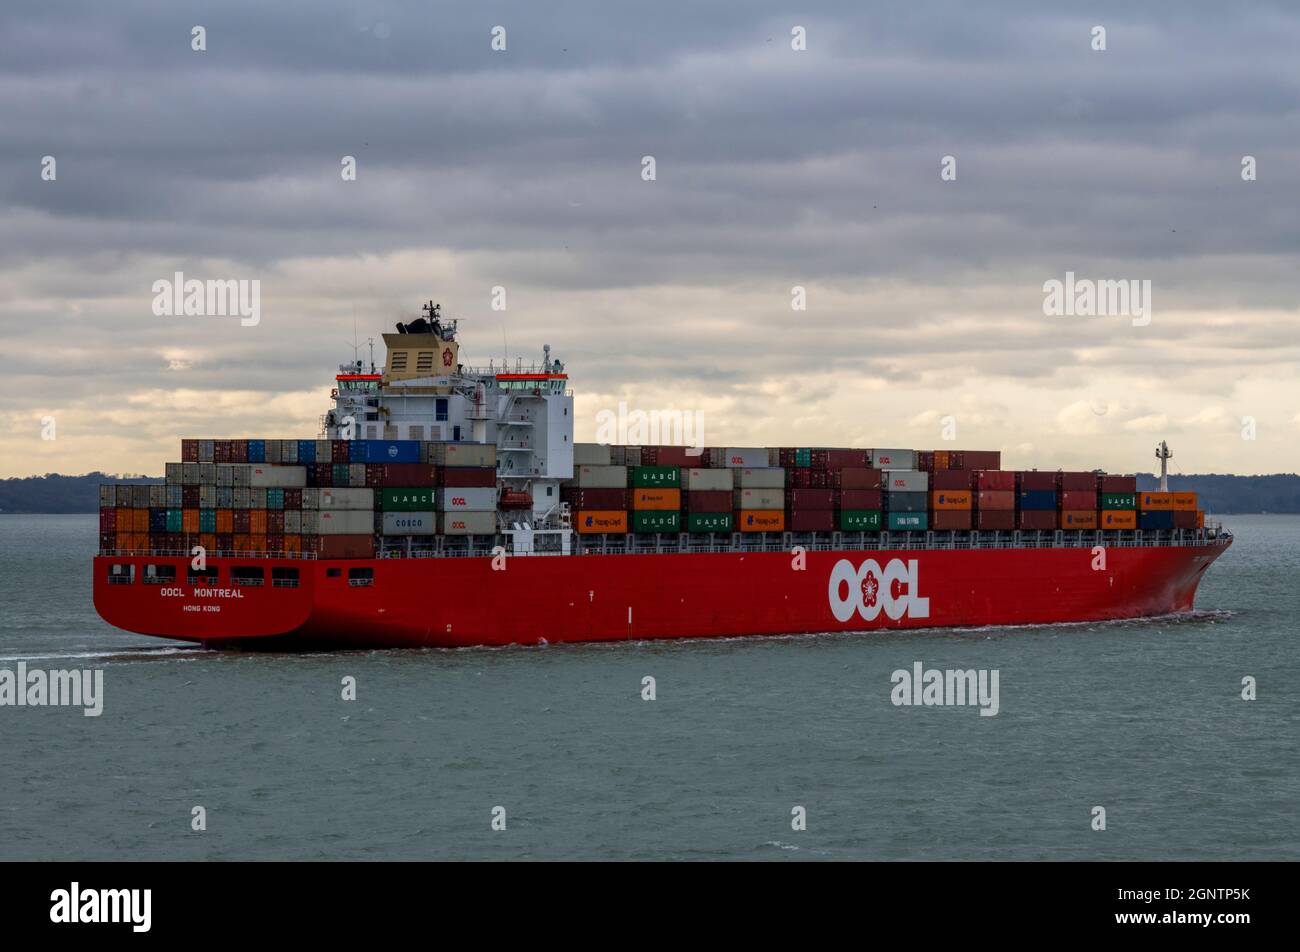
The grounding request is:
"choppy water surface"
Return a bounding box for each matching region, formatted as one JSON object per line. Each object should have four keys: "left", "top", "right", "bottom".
{"left": 0, "top": 514, "right": 1295, "bottom": 860}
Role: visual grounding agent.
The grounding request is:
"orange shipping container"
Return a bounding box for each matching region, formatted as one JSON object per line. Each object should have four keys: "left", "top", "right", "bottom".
{"left": 632, "top": 488, "right": 681, "bottom": 511}
{"left": 182, "top": 508, "right": 200, "bottom": 533}
{"left": 200, "top": 533, "right": 217, "bottom": 553}
{"left": 576, "top": 510, "right": 628, "bottom": 534}
{"left": 116, "top": 506, "right": 131, "bottom": 529}
{"left": 216, "top": 509, "right": 234, "bottom": 533}
{"left": 250, "top": 509, "right": 268, "bottom": 534}
{"left": 250, "top": 533, "right": 267, "bottom": 552}
{"left": 933, "top": 450, "right": 950, "bottom": 470}
{"left": 234, "top": 533, "right": 251, "bottom": 552}
{"left": 284, "top": 534, "right": 301, "bottom": 554}
{"left": 114, "top": 531, "right": 131, "bottom": 551}
{"left": 1100, "top": 509, "right": 1136, "bottom": 529}
{"left": 738, "top": 509, "right": 784, "bottom": 532}
{"left": 1197, "top": 511, "right": 1205, "bottom": 528}
{"left": 1138, "top": 491, "right": 1174, "bottom": 510}
{"left": 1059, "top": 509, "right": 1097, "bottom": 529}
{"left": 930, "top": 490, "right": 972, "bottom": 510}
{"left": 133, "top": 508, "right": 150, "bottom": 532}
{"left": 1171, "top": 492, "right": 1197, "bottom": 511}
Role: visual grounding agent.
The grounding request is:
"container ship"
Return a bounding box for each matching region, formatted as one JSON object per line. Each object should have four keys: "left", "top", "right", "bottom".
{"left": 93, "top": 301, "right": 1232, "bottom": 649}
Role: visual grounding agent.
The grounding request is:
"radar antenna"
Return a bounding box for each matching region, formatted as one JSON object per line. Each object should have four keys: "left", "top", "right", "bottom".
{"left": 1155, "top": 440, "right": 1172, "bottom": 492}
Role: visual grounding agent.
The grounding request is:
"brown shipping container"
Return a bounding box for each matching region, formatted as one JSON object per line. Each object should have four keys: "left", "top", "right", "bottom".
{"left": 930, "top": 490, "right": 972, "bottom": 510}
{"left": 931, "top": 510, "right": 973, "bottom": 531}
{"left": 930, "top": 470, "right": 972, "bottom": 490}
{"left": 1172, "top": 510, "right": 1198, "bottom": 528}
{"left": 576, "top": 510, "right": 628, "bottom": 534}
{"left": 824, "top": 449, "right": 868, "bottom": 468}
{"left": 685, "top": 490, "right": 731, "bottom": 512}
{"left": 1018, "top": 471, "right": 1057, "bottom": 491}
{"left": 1018, "top": 510, "right": 1056, "bottom": 530}
{"left": 562, "top": 488, "right": 629, "bottom": 510}
{"left": 786, "top": 489, "right": 835, "bottom": 510}
{"left": 791, "top": 469, "right": 832, "bottom": 489}
{"left": 1098, "top": 474, "right": 1138, "bottom": 493}
{"left": 642, "top": 446, "right": 701, "bottom": 467}
{"left": 1060, "top": 510, "right": 1098, "bottom": 530}
{"left": 962, "top": 450, "right": 1001, "bottom": 470}
{"left": 381, "top": 463, "right": 439, "bottom": 487}
{"left": 1058, "top": 472, "right": 1095, "bottom": 491}
{"left": 976, "top": 510, "right": 1016, "bottom": 531}
{"left": 788, "top": 510, "right": 834, "bottom": 532}
{"left": 182, "top": 439, "right": 199, "bottom": 462}
{"left": 932, "top": 450, "right": 950, "bottom": 470}
{"left": 833, "top": 468, "right": 882, "bottom": 490}
{"left": 974, "top": 470, "right": 1016, "bottom": 491}
{"left": 233, "top": 510, "right": 251, "bottom": 533}
{"left": 442, "top": 467, "right": 496, "bottom": 488}
{"left": 314, "top": 535, "right": 375, "bottom": 559}
{"left": 1059, "top": 490, "right": 1097, "bottom": 510}
{"left": 916, "top": 451, "right": 935, "bottom": 472}
{"left": 839, "top": 489, "right": 882, "bottom": 510}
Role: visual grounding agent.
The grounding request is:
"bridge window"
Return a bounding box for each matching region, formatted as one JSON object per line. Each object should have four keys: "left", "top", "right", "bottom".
{"left": 272, "top": 567, "right": 300, "bottom": 589}
{"left": 107, "top": 563, "right": 135, "bottom": 585}
{"left": 231, "top": 566, "right": 265, "bottom": 587}
{"left": 141, "top": 564, "right": 176, "bottom": 586}
{"left": 436, "top": 398, "right": 448, "bottom": 422}
{"left": 325, "top": 567, "right": 342, "bottom": 578}
{"left": 347, "top": 567, "right": 374, "bottom": 587}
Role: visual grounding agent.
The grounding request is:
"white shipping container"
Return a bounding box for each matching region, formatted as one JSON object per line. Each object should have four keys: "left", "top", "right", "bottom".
{"left": 573, "top": 443, "right": 612, "bottom": 466}
{"left": 735, "top": 488, "right": 784, "bottom": 509}
{"left": 577, "top": 465, "right": 628, "bottom": 488}
{"left": 300, "top": 511, "right": 319, "bottom": 534}
{"left": 736, "top": 467, "right": 785, "bottom": 489}
{"left": 439, "top": 511, "right": 497, "bottom": 535}
{"left": 884, "top": 470, "right": 928, "bottom": 492}
{"left": 872, "top": 448, "right": 917, "bottom": 470}
{"left": 722, "top": 447, "right": 768, "bottom": 468}
{"left": 284, "top": 510, "right": 302, "bottom": 534}
{"left": 317, "top": 509, "right": 374, "bottom": 534}
{"left": 318, "top": 487, "right": 375, "bottom": 510}
{"left": 682, "top": 468, "right": 733, "bottom": 490}
{"left": 437, "top": 487, "right": 497, "bottom": 512}
{"left": 349, "top": 463, "right": 368, "bottom": 487}
{"left": 249, "top": 464, "right": 308, "bottom": 488}
{"left": 432, "top": 443, "right": 497, "bottom": 467}
{"left": 382, "top": 511, "right": 437, "bottom": 535}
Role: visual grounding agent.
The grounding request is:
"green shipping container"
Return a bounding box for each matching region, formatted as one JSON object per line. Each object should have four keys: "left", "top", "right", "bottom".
{"left": 795, "top": 448, "right": 812, "bottom": 467}
{"left": 166, "top": 508, "right": 183, "bottom": 533}
{"left": 382, "top": 487, "right": 437, "bottom": 511}
{"left": 687, "top": 512, "right": 733, "bottom": 533}
{"left": 888, "top": 511, "right": 928, "bottom": 531}
{"left": 1100, "top": 492, "right": 1136, "bottom": 509}
{"left": 632, "top": 466, "right": 680, "bottom": 488}
{"left": 632, "top": 510, "right": 681, "bottom": 533}
{"left": 199, "top": 508, "right": 216, "bottom": 533}
{"left": 839, "top": 509, "right": 882, "bottom": 531}
{"left": 332, "top": 463, "right": 350, "bottom": 486}
{"left": 266, "top": 488, "right": 284, "bottom": 510}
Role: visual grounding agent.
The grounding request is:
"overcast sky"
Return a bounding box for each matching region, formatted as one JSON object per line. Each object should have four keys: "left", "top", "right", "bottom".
{"left": 3, "top": 0, "right": 1298, "bottom": 478}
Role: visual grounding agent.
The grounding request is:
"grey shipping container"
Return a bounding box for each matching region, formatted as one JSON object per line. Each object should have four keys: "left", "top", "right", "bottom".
{"left": 233, "top": 487, "right": 251, "bottom": 509}
{"left": 577, "top": 465, "right": 628, "bottom": 488}
{"left": 280, "top": 439, "right": 298, "bottom": 463}
{"left": 284, "top": 510, "right": 302, "bottom": 534}
{"left": 382, "top": 511, "right": 437, "bottom": 535}
{"left": 165, "top": 462, "right": 183, "bottom": 485}
{"left": 573, "top": 443, "right": 613, "bottom": 466}
{"left": 872, "top": 448, "right": 917, "bottom": 470}
{"left": 216, "top": 464, "right": 234, "bottom": 487}
{"left": 318, "top": 509, "right": 374, "bottom": 534}
{"left": 736, "top": 467, "right": 785, "bottom": 489}
{"left": 885, "top": 490, "right": 928, "bottom": 513}
{"left": 883, "top": 470, "right": 928, "bottom": 492}
{"left": 734, "top": 488, "right": 784, "bottom": 509}
{"left": 249, "top": 465, "right": 307, "bottom": 488}
{"left": 198, "top": 462, "right": 215, "bottom": 485}
{"left": 682, "top": 468, "right": 733, "bottom": 490}
{"left": 721, "top": 447, "right": 768, "bottom": 468}
{"left": 99, "top": 485, "right": 114, "bottom": 507}
{"left": 300, "top": 510, "right": 319, "bottom": 534}
{"left": 182, "top": 463, "right": 200, "bottom": 485}
{"left": 198, "top": 439, "right": 215, "bottom": 462}
{"left": 437, "top": 487, "right": 497, "bottom": 512}
{"left": 439, "top": 511, "right": 497, "bottom": 535}
{"left": 318, "top": 488, "right": 374, "bottom": 510}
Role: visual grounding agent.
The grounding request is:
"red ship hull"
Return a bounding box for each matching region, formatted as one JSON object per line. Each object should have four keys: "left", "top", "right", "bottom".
{"left": 93, "top": 538, "right": 1230, "bottom": 649}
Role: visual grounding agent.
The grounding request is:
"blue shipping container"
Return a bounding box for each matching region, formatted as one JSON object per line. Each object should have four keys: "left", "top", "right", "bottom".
{"left": 1139, "top": 510, "right": 1174, "bottom": 530}
{"left": 888, "top": 511, "right": 928, "bottom": 531}
{"left": 247, "top": 439, "right": 266, "bottom": 463}
{"left": 884, "top": 490, "right": 927, "bottom": 513}
{"left": 355, "top": 440, "right": 421, "bottom": 463}
{"left": 1018, "top": 490, "right": 1057, "bottom": 510}
{"left": 297, "top": 440, "right": 316, "bottom": 463}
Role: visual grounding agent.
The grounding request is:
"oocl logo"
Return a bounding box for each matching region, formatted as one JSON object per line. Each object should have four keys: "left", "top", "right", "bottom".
{"left": 828, "top": 558, "right": 930, "bottom": 622}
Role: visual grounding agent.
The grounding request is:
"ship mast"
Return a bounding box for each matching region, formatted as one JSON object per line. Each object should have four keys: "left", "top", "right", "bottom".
{"left": 1155, "top": 440, "right": 1172, "bottom": 492}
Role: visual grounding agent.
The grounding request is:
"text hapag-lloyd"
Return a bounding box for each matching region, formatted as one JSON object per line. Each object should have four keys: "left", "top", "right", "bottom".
{"left": 829, "top": 558, "right": 929, "bottom": 622}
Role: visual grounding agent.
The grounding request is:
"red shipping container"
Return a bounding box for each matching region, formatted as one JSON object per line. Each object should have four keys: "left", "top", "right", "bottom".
{"left": 182, "top": 485, "right": 200, "bottom": 507}
{"left": 315, "top": 535, "right": 374, "bottom": 559}
{"left": 99, "top": 507, "right": 116, "bottom": 532}
{"left": 917, "top": 450, "right": 936, "bottom": 472}
{"left": 284, "top": 488, "right": 302, "bottom": 509}
{"left": 1018, "top": 471, "right": 1057, "bottom": 491}
{"left": 685, "top": 490, "right": 732, "bottom": 512}
{"left": 268, "top": 511, "right": 285, "bottom": 534}
{"left": 833, "top": 468, "right": 882, "bottom": 490}
{"left": 266, "top": 534, "right": 284, "bottom": 552}
{"left": 1057, "top": 472, "right": 1095, "bottom": 491}
{"left": 98, "top": 530, "right": 115, "bottom": 551}
{"left": 788, "top": 510, "right": 834, "bottom": 532}
{"left": 786, "top": 489, "right": 835, "bottom": 510}
{"left": 790, "top": 469, "right": 832, "bottom": 489}
{"left": 1018, "top": 510, "right": 1056, "bottom": 530}
{"left": 1059, "top": 490, "right": 1097, "bottom": 510}
{"left": 215, "top": 440, "right": 232, "bottom": 463}
{"left": 562, "top": 488, "right": 630, "bottom": 510}
{"left": 331, "top": 440, "right": 350, "bottom": 463}
{"left": 313, "top": 463, "right": 333, "bottom": 486}
{"left": 233, "top": 510, "right": 251, "bottom": 533}
{"left": 976, "top": 490, "right": 1015, "bottom": 510}
{"left": 643, "top": 446, "right": 700, "bottom": 467}
{"left": 181, "top": 439, "right": 199, "bottom": 462}
{"left": 962, "top": 450, "right": 1001, "bottom": 470}
{"left": 974, "top": 470, "right": 1016, "bottom": 491}
{"left": 975, "top": 510, "right": 1015, "bottom": 531}
{"left": 931, "top": 510, "right": 973, "bottom": 531}
{"left": 381, "top": 463, "right": 438, "bottom": 487}
{"left": 931, "top": 470, "right": 972, "bottom": 490}
{"left": 839, "top": 489, "right": 882, "bottom": 510}
{"left": 1172, "top": 510, "right": 1198, "bottom": 529}
{"left": 231, "top": 440, "right": 248, "bottom": 463}
{"left": 824, "top": 449, "right": 868, "bottom": 468}
{"left": 442, "top": 467, "right": 496, "bottom": 488}
{"left": 1098, "top": 474, "right": 1138, "bottom": 492}
{"left": 216, "top": 533, "right": 234, "bottom": 552}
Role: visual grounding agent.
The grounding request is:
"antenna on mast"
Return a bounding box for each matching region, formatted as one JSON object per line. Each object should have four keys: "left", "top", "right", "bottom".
{"left": 1155, "top": 440, "right": 1172, "bottom": 492}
